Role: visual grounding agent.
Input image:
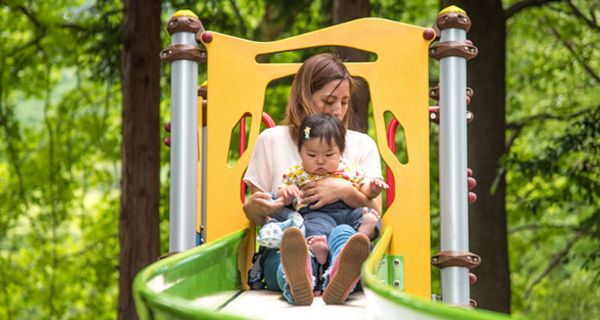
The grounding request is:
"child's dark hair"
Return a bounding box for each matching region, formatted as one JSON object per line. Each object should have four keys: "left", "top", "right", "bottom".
{"left": 297, "top": 113, "right": 346, "bottom": 153}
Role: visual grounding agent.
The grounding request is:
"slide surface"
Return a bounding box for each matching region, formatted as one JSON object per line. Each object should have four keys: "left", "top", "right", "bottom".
{"left": 133, "top": 228, "right": 513, "bottom": 320}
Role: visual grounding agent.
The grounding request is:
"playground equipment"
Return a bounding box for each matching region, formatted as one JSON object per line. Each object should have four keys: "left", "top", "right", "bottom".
{"left": 134, "top": 6, "right": 512, "bottom": 320}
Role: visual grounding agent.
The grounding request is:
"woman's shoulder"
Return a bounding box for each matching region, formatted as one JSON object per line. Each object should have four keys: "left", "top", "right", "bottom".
{"left": 259, "top": 125, "right": 290, "bottom": 140}
{"left": 346, "top": 129, "right": 376, "bottom": 145}
{"left": 256, "top": 126, "right": 296, "bottom": 152}
{"left": 344, "top": 130, "right": 382, "bottom": 174}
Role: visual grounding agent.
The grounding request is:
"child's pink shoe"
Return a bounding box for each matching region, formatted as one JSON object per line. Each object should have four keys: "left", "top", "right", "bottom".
{"left": 322, "top": 233, "right": 370, "bottom": 305}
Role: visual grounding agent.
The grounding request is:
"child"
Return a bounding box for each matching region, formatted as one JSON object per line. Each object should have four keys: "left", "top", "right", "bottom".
{"left": 258, "top": 113, "right": 387, "bottom": 265}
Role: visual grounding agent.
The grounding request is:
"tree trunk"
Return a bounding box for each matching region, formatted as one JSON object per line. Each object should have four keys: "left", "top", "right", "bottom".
{"left": 333, "top": 0, "right": 371, "bottom": 133}
{"left": 441, "top": 0, "right": 510, "bottom": 313}
{"left": 118, "top": 1, "right": 162, "bottom": 319}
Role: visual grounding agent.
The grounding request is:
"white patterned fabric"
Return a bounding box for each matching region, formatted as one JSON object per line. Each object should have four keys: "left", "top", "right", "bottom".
{"left": 257, "top": 212, "right": 305, "bottom": 248}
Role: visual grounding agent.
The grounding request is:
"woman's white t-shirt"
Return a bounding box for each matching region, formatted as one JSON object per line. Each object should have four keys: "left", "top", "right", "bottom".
{"left": 243, "top": 126, "right": 383, "bottom": 193}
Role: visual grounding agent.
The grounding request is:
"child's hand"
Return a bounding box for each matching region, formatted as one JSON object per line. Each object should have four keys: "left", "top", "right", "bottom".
{"left": 367, "top": 179, "right": 389, "bottom": 198}
{"left": 278, "top": 185, "right": 302, "bottom": 205}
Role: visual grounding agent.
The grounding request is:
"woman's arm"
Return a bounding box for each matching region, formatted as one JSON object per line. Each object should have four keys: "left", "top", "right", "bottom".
{"left": 243, "top": 185, "right": 284, "bottom": 226}
{"left": 300, "top": 178, "right": 382, "bottom": 214}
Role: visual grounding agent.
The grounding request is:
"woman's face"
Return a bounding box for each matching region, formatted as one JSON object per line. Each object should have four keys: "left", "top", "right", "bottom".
{"left": 310, "top": 79, "right": 350, "bottom": 121}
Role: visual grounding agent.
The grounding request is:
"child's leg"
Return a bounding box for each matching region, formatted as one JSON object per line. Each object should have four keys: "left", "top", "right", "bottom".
{"left": 303, "top": 211, "right": 335, "bottom": 265}
{"left": 357, "top": 208, "right": 380, "bottom": 239}
{"left": 307, "top": 235, "right": 329, "bottom": 265}
{"left": 347, "top": 207, "right": 381, "bottom": 240}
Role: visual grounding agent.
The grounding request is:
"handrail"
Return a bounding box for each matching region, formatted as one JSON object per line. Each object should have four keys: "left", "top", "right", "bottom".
{"left": 385, "top": 118, "right": 399, "bottom": 208}
{"left": 134, "top": 229, "right": 249, "bottom": 320}
{"left": 361, "top": 227, "right": 512, "bottom": 320}
{"left": 239, "top": 112, "right": 277, "bottom": 202}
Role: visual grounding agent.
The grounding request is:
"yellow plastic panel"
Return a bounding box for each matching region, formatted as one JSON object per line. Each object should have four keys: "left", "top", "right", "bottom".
{"left": 201, "top": 18, "right": 431, "bottom": 298}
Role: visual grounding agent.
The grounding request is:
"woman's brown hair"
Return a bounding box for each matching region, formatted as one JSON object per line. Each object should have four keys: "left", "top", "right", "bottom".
{"left": 285, "top": 53, "right": 357, "bottom": 139}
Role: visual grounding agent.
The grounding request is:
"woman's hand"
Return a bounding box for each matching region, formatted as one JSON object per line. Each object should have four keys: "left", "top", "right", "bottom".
{"left": 300, "top": 177, "right": 353, "bottom": 209}
{"left": 243, "top": 191, "right": 284, "bottom": 225}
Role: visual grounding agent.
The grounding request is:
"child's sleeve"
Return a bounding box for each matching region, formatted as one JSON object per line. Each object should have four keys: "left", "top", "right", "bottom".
{"left": 350, "top": 161, "right": 368, "bottom": 186}
{"left": 279, "top": 166, "right": 298, "bottom": 189}
{"left": 358, "top": 169, "right": 370, "bottom": 186}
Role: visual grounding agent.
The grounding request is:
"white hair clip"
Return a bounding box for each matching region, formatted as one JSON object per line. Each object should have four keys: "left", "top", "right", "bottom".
{"left": 303, "top": 127, "right": 311, "bottom": 139}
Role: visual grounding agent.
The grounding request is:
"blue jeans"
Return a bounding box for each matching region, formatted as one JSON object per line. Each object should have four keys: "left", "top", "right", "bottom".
{"left": 263, "top": 224, "right": 358, "bottom": 304}
{"left": 299, "top": 201, "right": 364, "bottom": 238}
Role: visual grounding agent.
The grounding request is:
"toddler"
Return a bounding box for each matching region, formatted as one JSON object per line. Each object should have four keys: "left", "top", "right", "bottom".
{"left": 257, "top": 113, "right": 386, "bottom": 265}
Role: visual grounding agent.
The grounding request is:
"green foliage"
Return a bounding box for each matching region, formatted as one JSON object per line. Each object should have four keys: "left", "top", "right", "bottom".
{"left": 0, "top": 0, "right": 122, "bottom": 318}
{"left": 1, "top": 0, "right": 598, "bottom": 319}
{"left": 525, "top": 268, "right": 600, "bottom": 319}
{"left": 505, "top": 0, "right": 600, "bottom": 318}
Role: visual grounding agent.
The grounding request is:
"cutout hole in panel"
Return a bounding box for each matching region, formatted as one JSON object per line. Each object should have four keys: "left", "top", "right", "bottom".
{"left": 384, "top": 111, "right": 408, "bottom": 164}
{"left": 262, "top": 75, "right": 294, "bottom": 128}
{"left": 256, "top": 46, "right": 377, "bottom": 63}
{"left": 227, "top": 113, "right": 253, "bottom": 167}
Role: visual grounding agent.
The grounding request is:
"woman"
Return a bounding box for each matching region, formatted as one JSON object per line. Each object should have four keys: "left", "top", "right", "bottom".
{"left": 243, "top": 53, "right": 383, "bottom": 305}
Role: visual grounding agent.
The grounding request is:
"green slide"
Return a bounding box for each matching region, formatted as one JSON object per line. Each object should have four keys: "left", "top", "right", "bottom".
{"left": 134, "top": 228, "right": 513, "bottom": 320}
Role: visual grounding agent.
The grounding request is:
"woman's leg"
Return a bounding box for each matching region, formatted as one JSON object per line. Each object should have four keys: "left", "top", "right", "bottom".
{"left": 264, "top": 248, "right": 318, "bottom": 299}
{"left": 263, "top": 249, "right": 282, "bottom": 291}
{"left": 322, "top": 224, "right": 370, "bottom": 305}
{"left": 328, "top": 224, "right": 356, "bottom": 260}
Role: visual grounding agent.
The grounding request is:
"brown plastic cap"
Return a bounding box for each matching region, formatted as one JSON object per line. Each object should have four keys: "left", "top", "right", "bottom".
{"left": 167, "top": 15, "right": 204, "bottom": 35}
{"left": 436, "top": 11, "right": 472, "bottom": 32}
{"left": 431, "top": 251, "right": 482, "bottom": 269}
{"left": 160, "top": 44, "right": 206, "bottom": 63}
{"left": 429, "top": 40, "right": 478, "bottom": 61}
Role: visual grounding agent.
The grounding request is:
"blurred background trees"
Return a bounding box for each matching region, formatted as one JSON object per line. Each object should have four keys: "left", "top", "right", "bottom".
{"left": 0, "top": 0, "right": 597, "bottom": 319}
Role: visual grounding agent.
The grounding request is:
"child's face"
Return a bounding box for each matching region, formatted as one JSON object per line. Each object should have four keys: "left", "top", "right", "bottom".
{"left": 300, "top": 138, "right": 341, "bottom": 175}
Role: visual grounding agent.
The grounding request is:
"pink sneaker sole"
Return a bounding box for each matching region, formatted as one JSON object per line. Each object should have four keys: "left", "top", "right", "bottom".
{"left": 322, "top": 233, "right": 370, "bottom": 305}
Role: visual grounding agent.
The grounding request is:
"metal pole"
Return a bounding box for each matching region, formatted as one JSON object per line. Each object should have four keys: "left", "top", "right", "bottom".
{"left": 162, "top": 11, "right": 203, "bottom": 252}
{"left": 429, "top": 6, "right": 479, "bottom": 307}
{"left": 439, "top": 25, "right": 469, "bottom": 305}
